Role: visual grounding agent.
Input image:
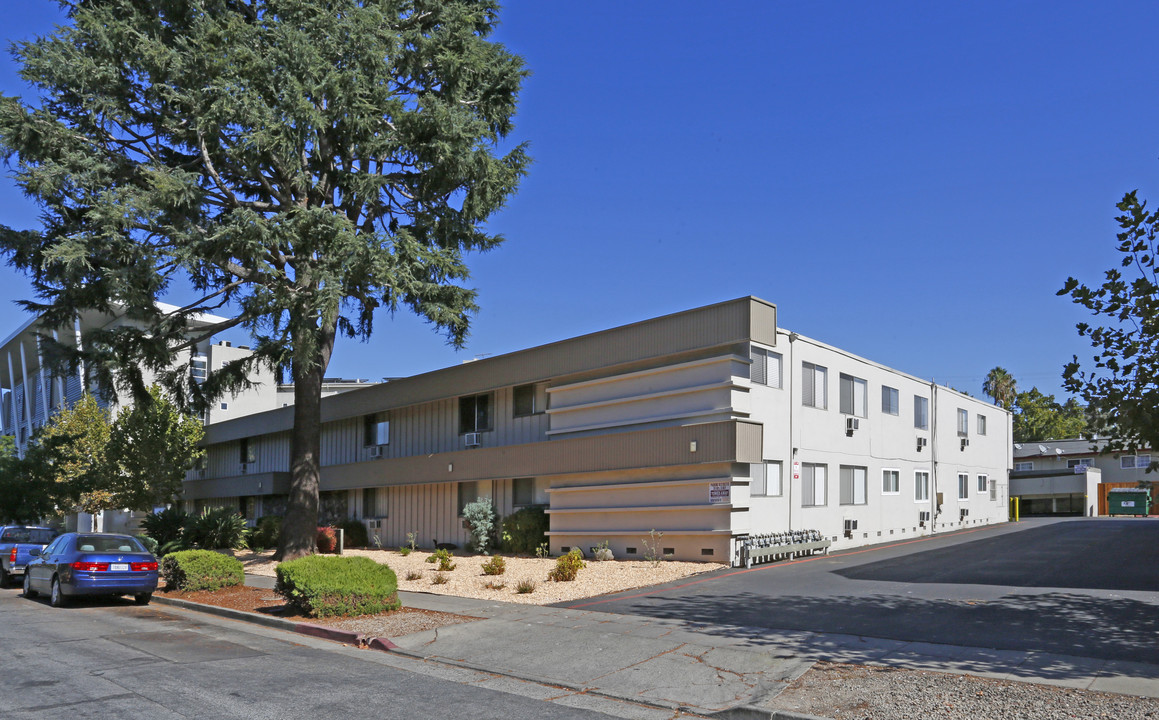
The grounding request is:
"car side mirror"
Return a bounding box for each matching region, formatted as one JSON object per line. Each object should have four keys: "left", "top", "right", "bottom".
{"left": 27, "top": 548, "right": 40, "bottom": 557}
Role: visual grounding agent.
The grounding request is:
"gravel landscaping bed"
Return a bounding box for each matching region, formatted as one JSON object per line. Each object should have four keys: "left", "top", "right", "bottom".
{"left": 766, "top": 661, "right": 1159, "bottom": 720}
{"left": 234, "top": 547, "right": 724, "bottom": 605}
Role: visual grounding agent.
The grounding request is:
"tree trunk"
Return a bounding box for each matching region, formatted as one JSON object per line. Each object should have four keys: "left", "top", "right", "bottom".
{"left": 274, "top": 311, "right": 337, "bottom": 561}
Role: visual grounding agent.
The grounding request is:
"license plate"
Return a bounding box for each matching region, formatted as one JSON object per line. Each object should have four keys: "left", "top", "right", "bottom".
{"left": 110, "top": 563, "right": 129, "bottom": 572}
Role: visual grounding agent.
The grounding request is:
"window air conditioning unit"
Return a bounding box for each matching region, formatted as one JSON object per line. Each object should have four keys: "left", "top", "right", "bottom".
{"left": 916, "top": 437, "right": 928, "bottom": 452}
{"left": 366, "top": 445, "right": 384, "bottom": 459}
{"left": 960, "top": 438, "right": 970, "bottom": 450}
{"left": 918, "top": 510, "right": 931, "bottom": 526}
{"left": 464, "top": 432, "right": 481, "bottom": 448}
{"left": 239, "top": 462, "right": 253, "bottom": 475}
{"left": 960, "top": 508, "right": 969, "bottom": 520}
{"left": 843, "top": 518, "right": 858, "bottom": 538}
{"left": 366, "top": 519, "right": 382, "bottom": 530}
{"left": 845, "top": 417, "right": 859, "bottom": 435}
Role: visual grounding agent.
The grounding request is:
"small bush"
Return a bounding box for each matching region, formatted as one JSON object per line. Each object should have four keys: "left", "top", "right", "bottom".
{"left": 427, "top": 548, "right": 454, "bottom": 570}
{"left": 481, "top": 555, "right": 506, "bottom": 575}
{"left": 405, "top": 570, "right": 422, "bottom": 581}
{"left": 186, "top": 508, "right": 248, "bottom": 550}
{"left": 316, "top": 526, "right": 337, "bottom": 553}
{"left": 462, "top": 497, "right": 496, "bottom": 554}
{"left": 484, "top": 580, "right": 506, "bottom": 590}
{"left": 249, "top": 516, "right": 281, "bottom": 549}
{"left": 161, "top": 550, "right": 245, "bottom": 591}
{"left": 438, "top": 555, "right": 456, "bottom": 572}
{"left": 515, "top": 578, "right": 537, "bottom": 594}
{"left": 501, "top": 506, "right": 549, "bottom": 554}
{"left": 135, "top": 535, "right": 159, "bottom": 554}
{"left": 548, "top": 548, "right": 586, "bottom": 582}
{"left": 398, "top": 546, "right": 412, "bottom": 556}
{"left": 431, "top": 572, "right": 449, "bottom": 585}
{"left": 336, "top": 519, "right": 369, "bottom": 548}
{"left": 141, "top": 507, "right": 189, "bottom": 547}
{"left": 275, "top": 555, "right": 400, "bottom": 618}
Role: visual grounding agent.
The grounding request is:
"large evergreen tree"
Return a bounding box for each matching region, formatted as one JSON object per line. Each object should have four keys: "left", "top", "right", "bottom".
{"left": 0, "top": 0, "right": 529, "bottom": 558}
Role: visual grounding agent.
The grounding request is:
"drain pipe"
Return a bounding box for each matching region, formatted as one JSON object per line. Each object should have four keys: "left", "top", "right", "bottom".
{"left": 787, "top": 332, "right": 798, "bottom": 532}
{"left": 930, "top": 380, "right": 939, "bottom": 535}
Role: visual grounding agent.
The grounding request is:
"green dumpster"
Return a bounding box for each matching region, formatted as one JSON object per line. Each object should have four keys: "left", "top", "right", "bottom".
{"left": 1107, "top": 488, "right": 1152, "bottom": 516}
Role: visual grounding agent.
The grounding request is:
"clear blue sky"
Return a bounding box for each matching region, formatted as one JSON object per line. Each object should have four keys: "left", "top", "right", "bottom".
{"left": 2, "top": 1, "right": 1157, "bottom": 400}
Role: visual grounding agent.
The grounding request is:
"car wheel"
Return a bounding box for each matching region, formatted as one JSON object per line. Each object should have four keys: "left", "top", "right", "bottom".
{"left": 23, "top": 571, "right": 37, "bottom": 598}
{"left": 134, "top": 592, "right": 152, "bottom": 606}
{"left": 50, "top": 576, "right": 67, "bottom": 608}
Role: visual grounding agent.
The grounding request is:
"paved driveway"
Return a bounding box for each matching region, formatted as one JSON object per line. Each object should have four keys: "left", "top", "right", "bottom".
{"left": 560, "top": 518, "right": 1159, "bottom": 667}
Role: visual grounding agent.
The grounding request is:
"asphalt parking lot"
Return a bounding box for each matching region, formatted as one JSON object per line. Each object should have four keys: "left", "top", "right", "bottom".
{"left": 561, "top": 517, "right": 1159, "bottom": 666}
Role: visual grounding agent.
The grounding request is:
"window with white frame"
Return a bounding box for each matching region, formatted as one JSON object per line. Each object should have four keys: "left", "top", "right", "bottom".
{"left": 1014, "top": 461, "right": 1034, "bottom": 471}
{"left": 915, "top": 471, "right": 930, "bottom": 502}
{"left": 750, "top": 346, "right": 783, "bottom": 388}
{"left": 914, "top": 395, "right": 929, "bottom": 430}
{"left": 978, "top": 414, "right": 987, "bottom": 435}
{"left": 1067, "top": 458, "right": 1092, "bottom": 469}
{"left": 1120, "top": 454, "right": 1152, "bottom": 470}
{"left": 977, "top": 474, "right": 988, "bottom": 493}
{"left": 801, "top": 463, "right": 827, "bottom": 507}
{"left": 957, "top": 408, "right": 969, "bottom": 436}
{"left": 958, "top": 473, "right": 969, "bottom": 500}
{"left": 882, "top": 386, "right": 899, "bottom": 415}
{"left": 802, "top": 362, "right": 828, "bottom": 409}
{"left": 750, "top": 461, "right": 783, "bottom": 497}
{"left": 882, "top": 469, "right": 900, "bottom": 494}
{"left": 839, "top": 466, "right": 868, "bottom": 505}
{"left": 839, "top": 374, "right": 868, "bottom": 418}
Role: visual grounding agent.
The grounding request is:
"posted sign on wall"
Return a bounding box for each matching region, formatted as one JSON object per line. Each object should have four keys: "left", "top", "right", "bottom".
{"left": 709, "top": 481, "right": 730, "bottom": 504}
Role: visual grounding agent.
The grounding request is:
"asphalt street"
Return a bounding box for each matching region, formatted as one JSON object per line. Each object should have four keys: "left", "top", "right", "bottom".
{"left": 561, "top": 517, "right": 1159, "bottom": 667}
{"left": 0, "top": 587, "right": 620, "bottom": 720}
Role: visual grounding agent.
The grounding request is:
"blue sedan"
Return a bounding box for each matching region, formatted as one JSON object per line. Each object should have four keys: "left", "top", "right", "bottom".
{"left": 24, "top": 532, "right": 158, "bottom": 607}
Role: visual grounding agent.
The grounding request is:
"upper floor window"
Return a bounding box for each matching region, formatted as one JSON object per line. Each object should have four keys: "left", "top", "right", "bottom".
{"left": 977, "top": 414, "right": 987, "bottom": 436}
{"left": 191, "top": 355, "right": 207, "bottom": 384}
{"left": 239, "top": 437, "right": 256, "bottom": 464}
{"left": 802, "top": 362, "right": 828, "bottom": 409}
{"left": 750, "top": 346, "right": 783, "bottom": 388}
{"left": 839, "top": 466, "right": 867, "bottom": 505}
{"left": 882, "top": 386, "right": 899, "bottom": 415}
{"left": 363, "top": 412, "right": 390, "bottom": 446}
{"left": 914, "top": 396, "right": 929, "bottom": 430}
{"left": 1067, "top": 458, "right": 1092, "bottom": 469}
{"left": 839, "top": 374, "right": 867, "bottom": 418}
{"left": 459, "top": 393, "right": 494, "bottom": 434}
{"left": 1121, "top": 454, "right": 1151, "bottom": 470}
{"left": 1014, "top": 461, "right": 1034, "bottom": 471}
{"left": 513, "top": 383, "right": 547, "bottom": 417}
{"left": 750, "top": 461, "right": 783, "bottom": 497}
{"left": 957, "top": 408, "right": 969, "bottom": 436}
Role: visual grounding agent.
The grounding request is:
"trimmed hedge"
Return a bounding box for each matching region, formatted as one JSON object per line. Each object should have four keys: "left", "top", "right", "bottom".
{"left": 500, "top": 506, "right": 549, "bottom": 554}
{"left": 336, "top": 519, "right": 369, "bottom": 548}
{"left": 161, "top": 550, "right": 245, "bottom": 591}
{"left": 275, "top": 555, "right": 400, "bottom": 618}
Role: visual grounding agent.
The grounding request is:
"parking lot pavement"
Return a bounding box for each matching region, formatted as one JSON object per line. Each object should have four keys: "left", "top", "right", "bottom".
{"left": 556, "top": 517, "right": 1159, "bottom": 697}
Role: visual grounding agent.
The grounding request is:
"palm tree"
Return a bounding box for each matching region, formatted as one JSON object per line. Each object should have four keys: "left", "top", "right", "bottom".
{"left": 983, "top": 367, "right": 1018, "bottom": 410}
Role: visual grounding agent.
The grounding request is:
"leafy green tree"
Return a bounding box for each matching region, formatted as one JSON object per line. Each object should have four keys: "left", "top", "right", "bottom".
{"left": 107, "top": 385, "right": 205, "bottom": 511}
{"left": 27, "top": 394, "right": 115, "bottom": 528}
{"left": 0, "top": 435, "right": 56, "bottom": 524}
{"left": 1012, "top": 387, "right": 1088, "bottom": 442}
{"left": 0, "top": 0, "right": 529, "bottom": 559}
{"left": 1059, "top": 189, "right": 1159, "bottom": 462}
{"left": 982, "top": 366, "right": 1018, "bottom": 410}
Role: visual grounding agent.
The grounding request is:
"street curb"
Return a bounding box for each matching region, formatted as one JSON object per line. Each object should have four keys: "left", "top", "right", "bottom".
{"left": 152, "top": 594, "right": 831, "bottom": 719}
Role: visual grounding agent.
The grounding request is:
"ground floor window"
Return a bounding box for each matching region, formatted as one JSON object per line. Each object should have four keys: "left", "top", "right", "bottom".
{"left": 363, "top": 487, "right": 384, "bottom": 517}
{"left": 802, "top": 463, "right": 827, "bottom": 507}
{"left": 458, "top": 481, "right": 480, "bottom": 515}
{"left": 977, "top": 474, "right": 988, "bottom": 494}
{"left": 882, "top": 469, "right": 900, "bottom": 494}
{"left": 958, "top": 473, "right": 969, "bottom": 500}
{"left": 839, "top": 466, "right": 867, "bottom": 505}
{"left": 915, "top": 471, "right": 930, "bottom": 502}
{"left": 750, "top": 461, "right": 783, "bottom": 497}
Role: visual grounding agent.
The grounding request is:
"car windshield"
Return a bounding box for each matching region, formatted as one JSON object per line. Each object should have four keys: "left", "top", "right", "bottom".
{"left": 0, "top": 528, "right": 56, "bottom": 544}
{"left": 75, "top": 536, "right": 146, "bottom": 553}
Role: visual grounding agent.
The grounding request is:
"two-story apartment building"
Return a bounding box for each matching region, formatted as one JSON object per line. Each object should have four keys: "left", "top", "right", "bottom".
{"left": 183, "top": 297, "right": 1012, "bottom": 565}
{"left": 1011, "top": 438, "right": 1155, "bottom": 515}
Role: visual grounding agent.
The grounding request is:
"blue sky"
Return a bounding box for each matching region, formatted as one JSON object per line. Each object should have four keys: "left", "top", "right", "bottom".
{"left": 1, "top": 1, "right": 1157, "bottom": 400}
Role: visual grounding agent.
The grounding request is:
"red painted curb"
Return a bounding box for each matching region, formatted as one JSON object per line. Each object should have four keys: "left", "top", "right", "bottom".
{"left": 368, "top": 637, "right": 398, "bottom": 652}
{"left": 293, "top": 622, "right": 366, "bottom": 647}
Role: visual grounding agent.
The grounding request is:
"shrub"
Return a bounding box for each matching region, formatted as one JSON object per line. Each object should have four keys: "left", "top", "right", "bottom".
{"left": 141, "top": 507, "right": 189, "bottom": 547}
{"left": 398, "top": 546, "right": 412, "bottom": 556}
{"left": 427, "top": 547, "right": 454, "bottom": 570}
{"left": 186, "top": 508, "right": 248, "bottom": 550}
{"left": 316, "top": 526, "right": 337, "bottom": 553}
{"left": 484, "top": 580, "right": 506, "bottom": 590}
{"left": 336, "top": 519, "right": 369, "bottom": 548}
{"left": 135, "top": 535, "right": 159, "bottom": 555}
{"left": 481, "top": 555, "right": 506, "bottom": 576}
{"left": 405, "top": 570, "right": 422, "bottom": 581}
{"left": 515, "top": 578, "right": 537, "bottom": 594}
{"left": 275, "top": 555, "right": 400, "bottom": 618}
{"left": 249, "top": 515, "right": 281, "bottom": 550}
{"left": 462, "top": 497, "right": 496, "bottom": 554}
{"left": 161, "top": 550, "right": 245, "bottom": 591}
{"left": 431, "top": 572, "right": 449, "bottom": 585}
{"left": 501, "top": 506, "right": 549, "bottom": 554}
{"left": 548, "top": 548, "right": 585, "bottom": 582}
